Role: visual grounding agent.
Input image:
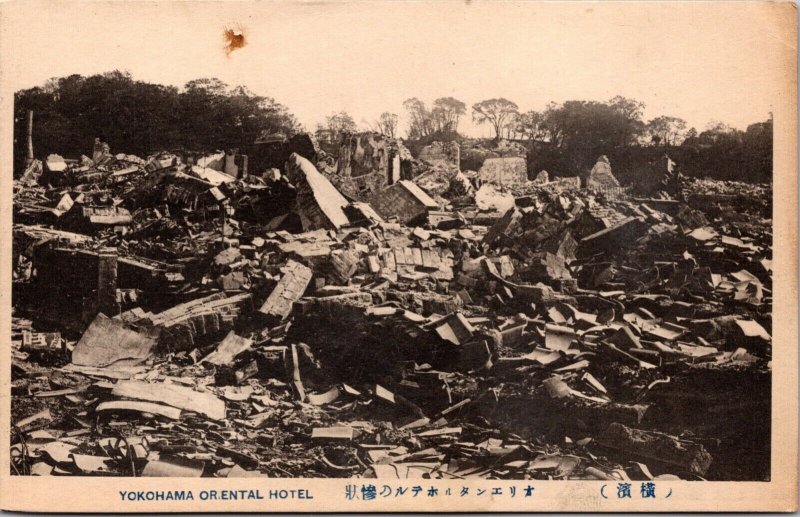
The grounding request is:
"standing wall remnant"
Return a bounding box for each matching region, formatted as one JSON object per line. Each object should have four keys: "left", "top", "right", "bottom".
{"left": 478, "top": 157, "right": 527, "bottom": 185}
{"left": 332, "top": 132, "right": 407, "bottom": 200}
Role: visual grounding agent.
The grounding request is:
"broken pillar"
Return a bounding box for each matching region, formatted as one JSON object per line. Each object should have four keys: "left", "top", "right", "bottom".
{"left": 24, "top": 110, "right": 34, "bottom": 167}
{"left": 391, "top": 139, "right": 415, "bottom": 181}
{"left": 390, "top": 153, "right": 401, "bottom": 185}
{"left": 223, "top": 149, "right": 248, "bottom": 178}
{"left": 97, "top": 247, "right": 119, "bottom": 316}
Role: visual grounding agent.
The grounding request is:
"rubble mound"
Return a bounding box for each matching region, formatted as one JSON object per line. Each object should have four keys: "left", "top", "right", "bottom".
{"left": 11, "top": 139, "right": 772, "bottom": 481}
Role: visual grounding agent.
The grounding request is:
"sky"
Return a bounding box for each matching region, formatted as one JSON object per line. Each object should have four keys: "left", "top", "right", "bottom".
{"left": 1, "top": 1, "right": 792, "bottom": 137}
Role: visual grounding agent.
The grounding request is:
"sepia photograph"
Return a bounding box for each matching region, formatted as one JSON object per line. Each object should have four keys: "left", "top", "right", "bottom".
{"left": 1, "top": 0, "right": 796, "bottom": 512}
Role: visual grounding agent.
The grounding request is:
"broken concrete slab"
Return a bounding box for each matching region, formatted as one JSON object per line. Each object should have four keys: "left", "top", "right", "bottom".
{"left": 141, "top": 456, "right": 205, "bottom": 477}
{"left": 258, "top": 259, "right": 313, "bottom": 321}
{"left": 147, "top": 292, "right": 252, "bottom": 351}
{"left": 432, "top": 313, "right": 475, "bottom": 346}
{"left": 112, "top": 380, "right": 226, "bottom": 420}
{"left": 71, "top": 313, "right": 160, "bottom": 368}
{"left": 370, "top": 180, "right": 440, "bottom": 225}
{"left": 95, "top": 400, "right": 182, "bottom": 420}
{"left": 201, "top": 331, "right": 253, "bottom": 366}
{"left": 285, "top": 153, "right": 350, "bottom": 230}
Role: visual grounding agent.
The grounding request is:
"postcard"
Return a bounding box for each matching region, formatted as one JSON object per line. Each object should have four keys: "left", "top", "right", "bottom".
{"left": 1, "top": 0, "right": 796, "bottom": 512}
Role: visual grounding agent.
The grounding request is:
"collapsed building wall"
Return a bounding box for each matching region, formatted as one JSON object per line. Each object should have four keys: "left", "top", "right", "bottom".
{"left": 246, "top": 133, "right": 323, "bottom": 174}
{"left": 329, "top": 132, "right": 408, "bottom": 201}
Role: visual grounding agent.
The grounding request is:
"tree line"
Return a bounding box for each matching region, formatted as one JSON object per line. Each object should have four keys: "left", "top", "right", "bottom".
{"left": 388, "top": 95, "right": 772, "bottom": 183}
{"left": 13, "top": 71, "right": 301, "bottom": 169}
{"left": 14, "top": 72, "right": 771, "bottom": 183}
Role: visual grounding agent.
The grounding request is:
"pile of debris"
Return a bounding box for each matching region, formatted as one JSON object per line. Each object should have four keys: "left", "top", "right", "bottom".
{"left": 682, "top": 177, "right": 773, "bottom": 218}
{"left": 11, "top": 135, "right": 772, "bottom": 481}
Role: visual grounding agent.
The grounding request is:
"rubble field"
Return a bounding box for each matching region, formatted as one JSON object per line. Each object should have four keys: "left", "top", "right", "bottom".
{"left": 12, "top": 136, "right": 772, "bottom": 481}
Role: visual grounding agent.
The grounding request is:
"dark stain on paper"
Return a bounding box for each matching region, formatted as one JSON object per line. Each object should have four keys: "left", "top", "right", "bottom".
{"left": 224, "top": 25, "right": 246, "bottom": 56}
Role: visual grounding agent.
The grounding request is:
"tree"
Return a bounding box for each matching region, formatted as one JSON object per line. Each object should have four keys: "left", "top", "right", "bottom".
{"left": 377, "top": 112, "right": 398, "bottom": 138}
{"left": 325, "top": 111, "right": 357, "bottom": 144}
{"left": 695, "top": 120, "right": 737, "bottom": 145}
{"left": 184, "top": 78, "right": 229, "bottom": 96}
{"left": 608, "top": 95, "right": 645, "bottom": 122}
{"left": 502, "top": 112, "right": 519, "bottom": 139}
{"left": 705, "top": 120, "right": 736, "bottom": 133}
{"left": 472, "top": 98, "right": 519, "bottom": 139}
{"left": 646, "top": 116, "right": 688, "bottom": 146}
{"left": 181, "top": 79, "right": 300, "bottom": 150}
{"left": 682, "top": 127, "right": 699, "bottom": 146}
{"left": 523, "top": 99, "right": 647, "bottom": 171}
{"left": 431, "top": 97, "right": 466, "bottom": 132}
{"left": 608, "top": 96, "right": 646, "bottom": 147}
{"left": 539, "top": 102, "right": 565, "bottom": 146}
{"left": 314, "top": 124, "right": 332, "bottom": 144}
{"left": 741, "top": 118, "right": 772, "bottom": 182}
{"left": 401, "top": 96, "right": 466, "bottom": 138}
{"left": 403, "top": 97, "right": 432, "bottom": 138}
{"left": 679, "top": 116, "right": 771, "bottom": 183}
{"left": 515, "top": 110, "right": 546, "bottom": 141}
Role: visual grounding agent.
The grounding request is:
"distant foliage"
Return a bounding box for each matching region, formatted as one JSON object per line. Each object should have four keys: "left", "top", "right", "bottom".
{"left": 319, "top": 111, "right": 357, "bottom": 145}
{"left": 13, "top": 71, "right": 302, "bottom": 168}
{"left": 377, "top": 112, "right": 399, "bottom": 138}
{"left": 403, "top": 97, "right": 467, "bottom": 138}
{"left": 512, "top": 97, "right": 772, "bottom": 184}
{"left": 676, "top": 118, "right": 773, "bottom": 182}
{"left": 15, "top": 74, "right": 773, "bottom": 184}
{"left": 471, "top": 98, "right": 519, "bottom": 139}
